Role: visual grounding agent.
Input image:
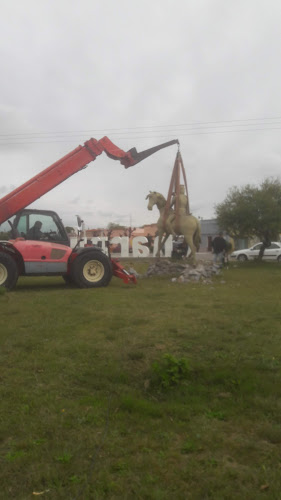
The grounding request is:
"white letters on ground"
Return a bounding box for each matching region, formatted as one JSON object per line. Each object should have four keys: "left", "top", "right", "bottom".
{"left": 70, "top": 235, "right": 173, "bottom": 258}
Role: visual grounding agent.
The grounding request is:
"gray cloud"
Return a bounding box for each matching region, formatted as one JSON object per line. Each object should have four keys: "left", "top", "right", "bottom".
{"left": 0, "top": 185, "right": 16, "bottom": 195}
{"left": 69, "top": 196, "right": 80, "bottom": 205}
{"left": 0, "top": 0, "right": 281, "bottom": 229}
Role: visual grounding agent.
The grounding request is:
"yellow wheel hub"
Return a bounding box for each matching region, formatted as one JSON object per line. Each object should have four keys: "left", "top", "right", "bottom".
{"left": 83, "top": 259, "right": 105, "bottom": 283}
{"left": 0, "top": 263, "right": 8, "bottom": 286}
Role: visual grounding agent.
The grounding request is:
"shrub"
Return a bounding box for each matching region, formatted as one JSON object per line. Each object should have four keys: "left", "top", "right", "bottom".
{"left": 152, "top": 353, "right": 190, "bottom": 389}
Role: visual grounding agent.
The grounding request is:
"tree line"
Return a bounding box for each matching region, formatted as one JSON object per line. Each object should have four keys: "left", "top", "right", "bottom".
{"left": 215, "top": 177, "right": 281, "bottom": 258}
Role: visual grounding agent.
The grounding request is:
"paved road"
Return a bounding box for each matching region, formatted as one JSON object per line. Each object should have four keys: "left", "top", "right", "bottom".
{"left": 197, "top": 252, "right": 213, "bottom": 261}
{"left": 114, "top": 252, "right": 214, "bottom": 261}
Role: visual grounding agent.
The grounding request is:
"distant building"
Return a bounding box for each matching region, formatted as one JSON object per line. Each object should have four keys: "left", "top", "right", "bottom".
{"left": 132, "top": 224, "right": 158, "bottom": 238}
{"left": 199, "top": 219, "right": 220, "bottom": 251}
{"left": 73, "top": 219, "right": 252, "bottom": 253}
{"left": 199, "top": 219, "right": 251, "bottom": 251}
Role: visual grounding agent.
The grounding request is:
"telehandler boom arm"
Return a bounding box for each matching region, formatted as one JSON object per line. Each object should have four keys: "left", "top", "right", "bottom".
{"left": 0, "top": 137, "right": 178, "bottom": 225}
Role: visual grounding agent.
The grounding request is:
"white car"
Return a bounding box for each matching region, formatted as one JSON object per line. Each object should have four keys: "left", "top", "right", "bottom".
{"left": 230, "top": 242, "right": 281, "bottom": 261}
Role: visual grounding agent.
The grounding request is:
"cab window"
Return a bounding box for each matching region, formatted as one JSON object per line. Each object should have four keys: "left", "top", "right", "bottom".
{"left": 17, "top": 215, "right": 28, "bottom": 237}
{"left": 18, "top": 213, "right": 65, "bottom": 241}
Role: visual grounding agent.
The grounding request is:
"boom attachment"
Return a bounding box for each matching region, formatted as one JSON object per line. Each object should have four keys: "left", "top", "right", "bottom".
{"left": 0, "top": 137, "right": 179, "bottom": 225}
{"left": 120, "top": 139, "right": 179, "bottom": 168}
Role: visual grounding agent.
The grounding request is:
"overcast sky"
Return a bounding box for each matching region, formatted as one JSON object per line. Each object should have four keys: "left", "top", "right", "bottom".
{"left": 1, "top": 0, "right": 281, "bottom": 230}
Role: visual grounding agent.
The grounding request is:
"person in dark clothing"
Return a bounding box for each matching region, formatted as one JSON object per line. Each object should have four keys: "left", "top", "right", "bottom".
{"left": 26, "top": 221, "right": 43, "bottom": 240}
{"left": 211, "top": 232, "right": 227, "bottom": 264}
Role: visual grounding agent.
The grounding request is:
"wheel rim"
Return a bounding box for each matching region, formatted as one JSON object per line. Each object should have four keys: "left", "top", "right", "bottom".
{"left": 82, "top": 259, "right": 105, "bottom": 283}
{"left": 0, "top": 263, "right": 8, "bottom": 285}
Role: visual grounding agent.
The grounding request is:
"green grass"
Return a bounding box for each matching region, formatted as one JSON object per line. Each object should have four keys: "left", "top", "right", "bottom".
{"left": 1, "top": 260, "right": 281, "bottom": 499}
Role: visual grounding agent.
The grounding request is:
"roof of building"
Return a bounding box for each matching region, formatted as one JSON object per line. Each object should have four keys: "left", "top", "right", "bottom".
{"left": 85, "top": 223, "right": 158, "bottom": 239}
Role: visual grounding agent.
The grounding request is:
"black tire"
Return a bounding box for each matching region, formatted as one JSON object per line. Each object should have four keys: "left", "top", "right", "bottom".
{"left": 237, "top": 254, "right": 247, "bottom": 262}
{"left": 0, "top": 253, "right": 19, "bottom": 290}
{"left": 277, "top": 255, "right": 281, "bottom": 262}
{"left": 62, "top": 274, "right": 74, "bottom": 285}
{"left": 70, "top": 251, "right": 112, "bottom": 288}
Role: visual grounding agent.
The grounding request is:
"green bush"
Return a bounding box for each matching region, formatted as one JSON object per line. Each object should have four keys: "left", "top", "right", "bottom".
{"left": 152, "top": 353, "right": 190, "bottom": 389}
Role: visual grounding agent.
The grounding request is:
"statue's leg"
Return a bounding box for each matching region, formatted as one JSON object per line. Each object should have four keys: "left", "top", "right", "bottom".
{"left": 166, "top": 216, "right": 176, "bottom": 238}
{"left": 155, "top": 231, "right": 164, "bottom": 257}
{"left": 184, "top": 234, "right": 197, "bottom": 265}
{"left": 156, "top": 232, "right": 169, "bottom": 257}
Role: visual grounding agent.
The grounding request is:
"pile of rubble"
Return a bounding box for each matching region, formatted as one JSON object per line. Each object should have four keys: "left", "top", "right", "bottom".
{"left": 144, "top": 259, "right": 222, "bottom": 284}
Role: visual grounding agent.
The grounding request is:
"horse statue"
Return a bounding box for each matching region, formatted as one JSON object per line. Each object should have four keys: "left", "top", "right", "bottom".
{"left": 146, "top": 191, "right": 201, "bottom": 264}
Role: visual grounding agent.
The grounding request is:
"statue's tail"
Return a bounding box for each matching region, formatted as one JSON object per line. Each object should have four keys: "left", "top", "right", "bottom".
{"left": 193, "top": 220, "right": 202, "bottom": 252}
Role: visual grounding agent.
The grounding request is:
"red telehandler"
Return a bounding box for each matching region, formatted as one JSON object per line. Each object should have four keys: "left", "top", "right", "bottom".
{"left": 0, "top": 136, "right": 178, "bottom": 290}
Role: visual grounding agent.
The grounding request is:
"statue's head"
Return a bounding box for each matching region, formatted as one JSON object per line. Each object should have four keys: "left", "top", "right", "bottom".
{"left": 180, "top": 185, "right": 185, "bottom": 194}
{"left": 146, "top": 191, "right": 164, "bottom": 210}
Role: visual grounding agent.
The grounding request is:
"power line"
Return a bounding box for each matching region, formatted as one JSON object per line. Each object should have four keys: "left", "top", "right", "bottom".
{"left": 1, "top": 116, "right": 281, "bottom": 139}
{"left": 1, "top": 125, "right": 281, "bottom": 146}
{"left": 1, "top": 121, "right": 281, "bottom": 140}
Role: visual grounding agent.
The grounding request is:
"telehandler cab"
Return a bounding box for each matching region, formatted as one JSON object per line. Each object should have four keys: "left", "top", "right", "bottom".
{"left": 0, "top": 136, "right": 178, "bottom": 290}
